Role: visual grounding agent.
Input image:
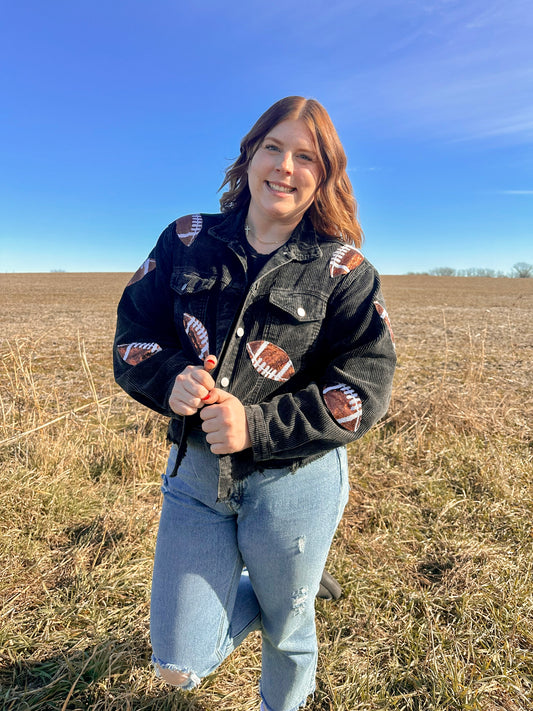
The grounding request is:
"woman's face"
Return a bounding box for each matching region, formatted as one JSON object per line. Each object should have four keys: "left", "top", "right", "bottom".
{"left": 247, "top": 119, "right": 321, "bottom": 229}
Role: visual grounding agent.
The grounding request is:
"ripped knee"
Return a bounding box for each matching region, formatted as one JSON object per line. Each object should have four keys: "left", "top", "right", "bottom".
{"left": 291, "top": 586, "right": 309, "bottom": 615}
{"left": 153, "top": 661, "right": 201, "bottom": 690}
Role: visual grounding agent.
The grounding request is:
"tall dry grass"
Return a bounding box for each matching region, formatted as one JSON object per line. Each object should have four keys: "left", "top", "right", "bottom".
{"left": 0, "top": 273, "right": 532, "bottom": 710}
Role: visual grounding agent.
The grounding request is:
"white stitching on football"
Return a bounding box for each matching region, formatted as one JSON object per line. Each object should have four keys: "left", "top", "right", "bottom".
{"left": 183, "top": 313, "right": 210, "bottom": 361}
{"left": 323, "top": 383, "right": 362, "bottom": 431}
{"left": 246, "top": 340, "right": 295, "bottom": 382}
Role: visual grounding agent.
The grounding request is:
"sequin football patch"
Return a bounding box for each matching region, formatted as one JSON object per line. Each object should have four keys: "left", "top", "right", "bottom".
{"left": 323, "top": 383, "right": 362, "bottom": 431}
{"left": 246, "top": 341, "right": 295, "bottom": 382}
{"left": 374, "top": 301, "right": 395, "bottom": 347}
{"left": 175, "top": 214, "right": 203, "bottom": 246}
{"left": 183, "top": 313, "right": 210, "bottom": 361}
{"left": 127, "top": 258, "right": 156, "bottom": 287}
{"left": 117, "top": 342, "right": 162, "bottom": 366}
{"left": 329, "top": 244, "right": 364, "bottom": 277}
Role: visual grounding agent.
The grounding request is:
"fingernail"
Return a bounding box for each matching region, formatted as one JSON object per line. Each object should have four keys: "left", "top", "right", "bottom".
{"left": 205, "top": 357, "right": 216, "bottom": 366}
{"left": 201, "top": 394, "right": 211, "bottom": 401}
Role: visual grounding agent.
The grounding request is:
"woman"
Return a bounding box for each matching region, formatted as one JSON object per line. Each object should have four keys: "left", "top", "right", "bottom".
{"left": 114, "top": 96, "right": 396, "bottom": 711}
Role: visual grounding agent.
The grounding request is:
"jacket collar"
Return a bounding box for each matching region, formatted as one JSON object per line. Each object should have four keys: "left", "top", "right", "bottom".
{"left": 208, "top": 207, "right": 323, "bottom": 263}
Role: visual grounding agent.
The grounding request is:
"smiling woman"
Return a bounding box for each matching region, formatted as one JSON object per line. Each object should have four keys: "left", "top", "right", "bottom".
{"left": 220, "top": 95, "right": 363, "bottom": 249}
{"left": 245, "top": 119, "right": 321, "bottom": 249}
{"left": 113, "top": 96, "right": 396, "bottom": 711}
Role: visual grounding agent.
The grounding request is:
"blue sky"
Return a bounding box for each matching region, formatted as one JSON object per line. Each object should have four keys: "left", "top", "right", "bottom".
{"left": 1, "top": 0, "right": 531, "bottom": 275}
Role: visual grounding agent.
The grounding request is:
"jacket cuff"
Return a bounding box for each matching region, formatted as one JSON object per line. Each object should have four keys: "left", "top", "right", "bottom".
{"left": 244, "top": 404, "right": 272, "bottom": 461}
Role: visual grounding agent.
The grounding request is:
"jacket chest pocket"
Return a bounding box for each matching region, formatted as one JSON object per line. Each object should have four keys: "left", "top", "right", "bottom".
{"left": 264, "top": 288, "right": 328, "bottom": 358}
{"left": 171, "top": 269, "right": 219, "bottom": 314}
{"left": 171, "top": 269, "right": 218, "bottom": 361}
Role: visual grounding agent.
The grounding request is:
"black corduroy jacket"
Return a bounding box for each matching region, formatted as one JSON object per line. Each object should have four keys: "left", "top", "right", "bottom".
{"left": 113, "top": 209, "right": 396, "bottom": 499}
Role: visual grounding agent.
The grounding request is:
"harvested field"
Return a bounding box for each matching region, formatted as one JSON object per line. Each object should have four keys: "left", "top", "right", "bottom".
{"left": 1, "top": 272, "right": 532, "bottom": 710}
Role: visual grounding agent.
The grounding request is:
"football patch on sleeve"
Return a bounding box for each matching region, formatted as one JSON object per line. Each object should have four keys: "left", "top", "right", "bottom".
{"left": 374, "top": 301, "right": 395, "bottom": 347}
{"left": 246, "top": 340, "right": 295, "bottom": 382}
{"left": 127, "top": 258, "right": 156, "bottom": 287}
{"left": 323, "top": 383, "right": 362, "bottom": 431}
{"left": 175, "top": 214, "right": 203, "bottom": 247}
{"left": 329, "top": 244, "right": 364, "bottom": 277}
{"left": 117, "top": 342, "right": 162, "bottom": 366}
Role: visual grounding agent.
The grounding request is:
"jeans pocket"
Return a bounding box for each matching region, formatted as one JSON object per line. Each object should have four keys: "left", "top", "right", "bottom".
{"left": 335, "top": 446, "right": 350, "bottom": 526}
{"left": 160, "top": 444, "right": 179, "bottom": 493}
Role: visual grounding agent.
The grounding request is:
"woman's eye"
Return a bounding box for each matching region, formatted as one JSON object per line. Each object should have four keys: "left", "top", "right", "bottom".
{"left": 264, "top": 144, "right": 280, "bottom": 152}
{"left": 298, "top": 153, "right": 313, "bottom": 162}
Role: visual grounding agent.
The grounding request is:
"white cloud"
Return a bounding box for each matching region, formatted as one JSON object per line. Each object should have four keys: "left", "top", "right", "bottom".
{"left": 498, "top": 190, "right": 533, "bottom": 195}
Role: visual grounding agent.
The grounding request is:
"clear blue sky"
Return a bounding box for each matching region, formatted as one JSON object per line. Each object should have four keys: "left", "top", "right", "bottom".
{"left": 1, "top": 0, "right": 531, "bottom": 275}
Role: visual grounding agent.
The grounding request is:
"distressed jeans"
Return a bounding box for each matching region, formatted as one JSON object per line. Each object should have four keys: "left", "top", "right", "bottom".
{"left": 150, "top": 430, "right": 349, "bottom": 711}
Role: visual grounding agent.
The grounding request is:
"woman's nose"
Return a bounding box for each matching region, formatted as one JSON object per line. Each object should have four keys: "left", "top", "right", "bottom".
{"left": 278, "top": 151, "right": 293, "bottom": 173}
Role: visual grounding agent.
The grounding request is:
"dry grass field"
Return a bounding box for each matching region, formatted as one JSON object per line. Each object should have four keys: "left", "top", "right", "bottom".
{"left": 1, "top": 272, "right": 532, "bottom": 711}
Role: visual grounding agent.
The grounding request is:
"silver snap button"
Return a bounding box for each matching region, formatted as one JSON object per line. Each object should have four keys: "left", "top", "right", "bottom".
{"left": 297, "top": 307, "right": 306, "bottom": 317}
{"left": 236, "top": 327, "right": 244, "bottom": 338}
{"left": 220, "top": 377, "right": 230, "bottom": 388}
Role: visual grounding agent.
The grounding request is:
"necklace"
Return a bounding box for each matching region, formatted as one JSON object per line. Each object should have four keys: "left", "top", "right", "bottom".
{"left": 245, "top": 221, "right": 289, "bottom": 245}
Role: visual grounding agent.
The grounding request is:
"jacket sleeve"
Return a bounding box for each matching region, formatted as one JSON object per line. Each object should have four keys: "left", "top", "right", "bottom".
{"left": 244, "top": 263, "right": 396, "bottom": 462}
{"left": 113, "top": 225, "right": 191, "bottom": 417}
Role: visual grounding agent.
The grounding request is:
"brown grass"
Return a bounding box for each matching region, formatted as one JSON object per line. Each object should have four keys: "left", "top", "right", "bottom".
{"left": 1, "top": 272, "right": 532, "bottom": 710}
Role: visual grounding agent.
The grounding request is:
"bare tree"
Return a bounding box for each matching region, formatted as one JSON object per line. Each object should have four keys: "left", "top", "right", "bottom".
{"left": 430, "top": 267, "right": 456, "bottom": 276}
{"left": 511, "top": 262, "right": 533, "bottom": 278}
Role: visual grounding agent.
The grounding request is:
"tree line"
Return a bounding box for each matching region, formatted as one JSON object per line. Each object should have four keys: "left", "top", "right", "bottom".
{"left": 407, "top": 262, "right": 533, "bottom": 278}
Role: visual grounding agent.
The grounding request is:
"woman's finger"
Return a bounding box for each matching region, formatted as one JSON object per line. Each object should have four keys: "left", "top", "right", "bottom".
{"left": 204, "top": 354, "right": 217, "bottom": 371}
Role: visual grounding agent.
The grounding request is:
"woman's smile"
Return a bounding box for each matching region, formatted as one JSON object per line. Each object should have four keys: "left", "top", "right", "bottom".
{"left": 266, "top": 181, "right": 296, "bottom": 194}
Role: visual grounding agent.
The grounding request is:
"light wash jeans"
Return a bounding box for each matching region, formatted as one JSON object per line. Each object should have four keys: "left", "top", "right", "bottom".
{"left": 150, "top": 430, "right": 349, "bottom": 711}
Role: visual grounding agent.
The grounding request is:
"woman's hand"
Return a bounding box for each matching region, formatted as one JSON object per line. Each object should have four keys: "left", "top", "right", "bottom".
{"left": 200, "top": 389, "right": 252, "bottom": 454}
{"left": 169, "top": 355, "right": 218, "bottom": 416}
{"left": 170, "top": 355, "right": 251, "bottom": 453}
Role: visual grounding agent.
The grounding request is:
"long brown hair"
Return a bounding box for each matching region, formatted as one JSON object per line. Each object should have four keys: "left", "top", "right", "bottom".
{"left": 219, "top": 96, "right": 363, "bottom": 247}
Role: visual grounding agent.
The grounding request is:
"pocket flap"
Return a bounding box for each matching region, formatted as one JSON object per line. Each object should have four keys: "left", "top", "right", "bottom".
{"left": 171, "top": 269, "right": 217, "bottom": 295}
{"left": 269, "top": 288, "right": 327, "bottom": 322}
